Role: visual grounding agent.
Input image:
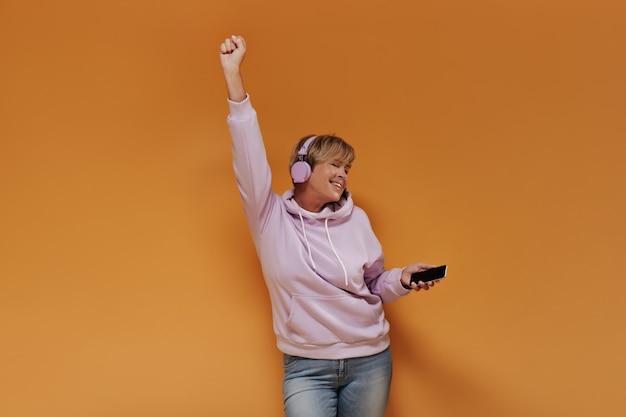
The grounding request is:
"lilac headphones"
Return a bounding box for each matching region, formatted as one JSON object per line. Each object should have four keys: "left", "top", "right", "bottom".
{"left": 290, "top": 136, "right": 317, "bottom": 183}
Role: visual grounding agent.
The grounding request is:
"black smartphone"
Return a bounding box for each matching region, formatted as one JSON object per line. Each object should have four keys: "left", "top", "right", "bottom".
{"left": 410, "top": 265, "right": 447, "bottom": 285}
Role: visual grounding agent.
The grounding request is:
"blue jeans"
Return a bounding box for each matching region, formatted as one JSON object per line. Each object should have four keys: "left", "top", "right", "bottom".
{"left": 282, "top": 348, "right": 392, "bottom": 417}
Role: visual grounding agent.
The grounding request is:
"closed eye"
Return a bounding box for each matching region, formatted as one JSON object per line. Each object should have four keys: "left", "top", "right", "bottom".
{"left": 331, "top": 161, "right": 350, "bottom": 174}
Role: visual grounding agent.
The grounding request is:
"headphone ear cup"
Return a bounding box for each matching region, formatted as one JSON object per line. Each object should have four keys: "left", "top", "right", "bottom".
{"left": 291, "top": 161, "right": 312, "bottom": 183}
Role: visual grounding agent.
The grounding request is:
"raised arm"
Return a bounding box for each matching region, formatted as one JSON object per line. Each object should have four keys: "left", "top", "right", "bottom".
{"left": 219, "top": 35, "right": 279, "bottom": 240}
{"left": 220, "top": 35, "right": 247, "bottom": 102}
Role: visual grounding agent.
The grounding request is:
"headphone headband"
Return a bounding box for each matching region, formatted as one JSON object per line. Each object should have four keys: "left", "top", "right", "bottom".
{"left": 298, "top": 136, "right": 317, "bottom": 157}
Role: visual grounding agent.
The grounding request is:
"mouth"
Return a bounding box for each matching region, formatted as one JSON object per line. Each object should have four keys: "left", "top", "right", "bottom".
{"left": 331, "top": 181, "right": 343, "bottom": 190}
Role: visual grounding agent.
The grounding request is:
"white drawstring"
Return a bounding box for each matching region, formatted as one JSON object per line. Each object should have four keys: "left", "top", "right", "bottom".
{"left": 298, "top": 211, "right": 349, "bottom": 288}
{"left": 325, "top": 219, "right": 349, "bottom": 288}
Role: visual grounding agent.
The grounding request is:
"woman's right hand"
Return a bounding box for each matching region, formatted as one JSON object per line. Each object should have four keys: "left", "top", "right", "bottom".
{"left": 220, "top": 35, "right": 247, "bottom": 73}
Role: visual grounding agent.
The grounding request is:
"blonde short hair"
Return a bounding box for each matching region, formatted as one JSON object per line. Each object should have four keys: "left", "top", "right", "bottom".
{"left": 288, "top": 134, "right": 355, "bottom": 175}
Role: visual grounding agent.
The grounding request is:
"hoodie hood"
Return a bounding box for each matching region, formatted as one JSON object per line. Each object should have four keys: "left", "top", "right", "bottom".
{"left": 282, "top": 189, "right": 354, "bottom": 220}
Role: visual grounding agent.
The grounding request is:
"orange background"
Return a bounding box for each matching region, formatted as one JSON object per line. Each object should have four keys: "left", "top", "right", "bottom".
{"left": 1, "top": 1, "right": 625, "bottom": 416}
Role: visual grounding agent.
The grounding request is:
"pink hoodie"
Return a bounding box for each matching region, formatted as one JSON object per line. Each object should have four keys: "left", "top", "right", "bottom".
{"left": 227, "top": 95, "right": 411, "bottom": 360}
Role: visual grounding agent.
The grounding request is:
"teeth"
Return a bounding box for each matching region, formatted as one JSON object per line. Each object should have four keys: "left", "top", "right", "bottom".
{"left": 332, "top": 182, "right": 342, "bottom": 188}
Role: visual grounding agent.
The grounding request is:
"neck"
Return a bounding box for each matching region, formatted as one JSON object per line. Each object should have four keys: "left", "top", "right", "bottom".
{"left": 293, "top": 191, "right": 324, "bottom": 213}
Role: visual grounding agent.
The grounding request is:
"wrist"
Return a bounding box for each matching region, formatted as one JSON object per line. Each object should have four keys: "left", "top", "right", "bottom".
{"left": 400, "top": 268, "right": 412, "bottom": 290}
{"left": 223, "top": 66, "right": 241, "bottom": 77}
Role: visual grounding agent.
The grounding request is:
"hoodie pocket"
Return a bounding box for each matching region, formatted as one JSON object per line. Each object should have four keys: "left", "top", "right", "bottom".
{"left": 286, "top": 294, "right": 386, "bottom": 346}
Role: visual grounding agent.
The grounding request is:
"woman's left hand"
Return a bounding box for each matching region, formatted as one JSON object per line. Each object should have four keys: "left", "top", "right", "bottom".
{"left": 401, "top": 263, "right": 439, "bottom": 291}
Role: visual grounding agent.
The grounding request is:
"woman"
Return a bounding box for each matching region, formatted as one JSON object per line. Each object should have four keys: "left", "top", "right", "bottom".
{"left": 220, "top": 35, "right": 440, "bottom": 417}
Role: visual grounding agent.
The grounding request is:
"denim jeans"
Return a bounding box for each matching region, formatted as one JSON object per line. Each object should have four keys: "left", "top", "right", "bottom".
{"left": 282, "top": 348, "right": 392, "bottom": 417}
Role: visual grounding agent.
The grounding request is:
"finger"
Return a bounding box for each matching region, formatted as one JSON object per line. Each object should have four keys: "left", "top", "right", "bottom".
{"left": 226, "top": 38, "right": 235, "bottom": 52}
{"left": 414, "top": 265, "right": 433, "bottom": 273}
{"left": 232, "top": 35, "right": 246, "bottom": 48}
{"left": 232, "top": 38, "right": 246, "bottom": 55}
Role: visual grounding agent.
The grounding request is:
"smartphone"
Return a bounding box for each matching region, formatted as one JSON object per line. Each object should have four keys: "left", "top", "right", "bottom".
{"left": 410, "top": 265, "right": 447, "bottom": 285}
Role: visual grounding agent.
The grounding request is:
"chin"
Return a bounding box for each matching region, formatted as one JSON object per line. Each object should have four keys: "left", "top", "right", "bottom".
{"left": 334, "top": 190, "right": 347, "bottom": 201}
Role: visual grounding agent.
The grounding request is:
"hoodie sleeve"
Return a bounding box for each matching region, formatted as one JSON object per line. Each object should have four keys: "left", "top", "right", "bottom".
{"left": 365, "top": 263, "right": 412, "bottom": 303}
{"left": 358, "top": 209, "right": 412, "bottom": 303}
{"left": 227, "top": 95, "right": 277, "bottom": 239}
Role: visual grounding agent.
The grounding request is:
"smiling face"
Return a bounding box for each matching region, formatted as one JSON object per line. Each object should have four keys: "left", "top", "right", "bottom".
{"left": 303, "top": 158, "right": 351, "bottom": 210}
{"left": 290, "top": 135, "right": 355, "bottom": 212}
